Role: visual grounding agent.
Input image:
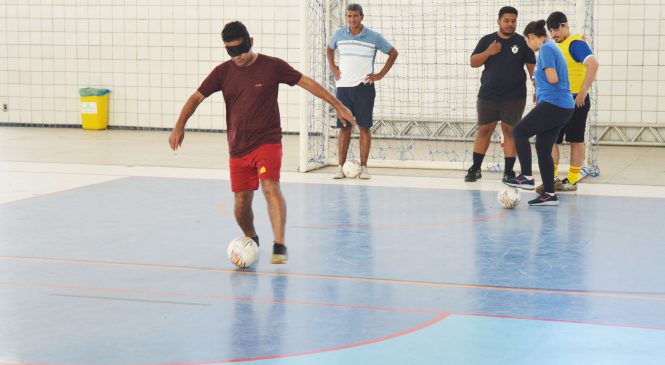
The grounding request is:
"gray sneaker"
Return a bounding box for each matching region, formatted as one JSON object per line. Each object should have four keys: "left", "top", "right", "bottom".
{"left": 359, "top": 166, "right": 371, "bottom": 179}
{"left": 559, "top": 178, "right": 578, "bottom": 192}
{"left": 535, "top": 178, "right": 562, "bottom": 195}
{"left": 333, "top": 165, "right": 345, "bottom": 179}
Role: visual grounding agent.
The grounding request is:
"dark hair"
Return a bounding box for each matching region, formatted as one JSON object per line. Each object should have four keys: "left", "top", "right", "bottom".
{"left": 221, "top": 21, "right": 249, "bottom": 43}
{"left": 498, "top": 6, "right": 518, "bottom": 18}
{"left": 346, "top": 3, "right": 364, "bottom": 16}
{"left": 523, "top": 20, "right": 548, "bottom": 38}
{"left": 546, "top": 11, "right": 568, "bottom": 30}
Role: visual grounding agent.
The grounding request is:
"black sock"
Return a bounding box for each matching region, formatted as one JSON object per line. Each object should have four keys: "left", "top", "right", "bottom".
{"left": 504, "top": 157, "right": 516, "bottom": 173}
{"left": 472, "top": 152, "right": 484, "bottom": 170}
{"left": 273, "top": 242, "right": 287, "bottom": 254}
{"left": 251, "top": 236, "right": 259, "bottom": 246}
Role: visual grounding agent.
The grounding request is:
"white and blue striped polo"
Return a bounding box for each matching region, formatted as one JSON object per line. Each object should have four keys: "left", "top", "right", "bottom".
{"left": 329, "top": 25, "right": 393, "bottom": 88}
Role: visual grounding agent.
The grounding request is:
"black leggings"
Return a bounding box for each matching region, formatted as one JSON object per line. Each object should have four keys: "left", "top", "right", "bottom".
{"left": 513, "top": 102, "right": 574, "bottom": 194}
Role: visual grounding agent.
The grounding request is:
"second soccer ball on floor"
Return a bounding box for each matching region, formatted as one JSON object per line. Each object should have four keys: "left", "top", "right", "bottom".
{"left": 498, "top": 187, "right": 521, "bottom": 209}
{"left": 342, "top": 160, "right": 361, "bottom": 178}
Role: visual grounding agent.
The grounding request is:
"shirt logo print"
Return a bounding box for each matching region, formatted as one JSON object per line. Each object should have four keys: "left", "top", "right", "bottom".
{"left": 259, "top": 166, "right": 267, "bottom": 174}
{"left": 255, "top": 83, "right": 263, "bottom": 88}
{"left": 511, "top": 45, "right": 519, "bottom": 54}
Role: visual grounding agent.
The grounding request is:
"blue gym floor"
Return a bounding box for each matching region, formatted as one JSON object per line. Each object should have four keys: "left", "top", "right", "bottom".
{"left": 1, "top": 176, "right": 664, "bottom": 364}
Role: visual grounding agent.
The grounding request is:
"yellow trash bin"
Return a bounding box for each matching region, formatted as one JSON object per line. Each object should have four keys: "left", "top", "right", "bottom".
{"left": 79, "top": 88, "right": 110, "bottom": 130}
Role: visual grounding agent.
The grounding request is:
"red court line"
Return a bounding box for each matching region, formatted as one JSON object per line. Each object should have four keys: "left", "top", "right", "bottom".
{"left": 148, "top": 313, "right": 450, "bottom": 365}
{"left": 454, "top": 312, "right": 665, "bottom": 332}
{"left": 0, "top": 279, "right": 663, "bottom": 365}
{"left": 1, "top": 255, "right": 664, "bottom": 302}
{"left": 1, "top": 279, "right": 664, "bottom": 332}
{"left": 0, "top": 295, "right": 663, "bottom": 365}
{"left": 0, "top": 279, "right": 447, "bottom": 365}
{"left": 0, "top": 313, "right": 449, "bottom": 365}
{"left": 0, "top": 280, "right": 438, "bottom": 315}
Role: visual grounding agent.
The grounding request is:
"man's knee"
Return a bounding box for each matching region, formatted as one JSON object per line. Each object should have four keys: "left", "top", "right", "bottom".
{"left": 261, "top": 179, "right": 282, "bottom": 198}
{"left": 338, "top": 127, "right": 352, "bottom": 140}
{"left": 500, "top": 123, "right": 514, "bottom": 133}
{"left": 570, "top": 142, "right": 584, "bottom": 149}
{"left": 234, "top": 191, "right": 253, "bottom": 208}
{"left": 477, "top": 123, "right": 497, "bottom": 138}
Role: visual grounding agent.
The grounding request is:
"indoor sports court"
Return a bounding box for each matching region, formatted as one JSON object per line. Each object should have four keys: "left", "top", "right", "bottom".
{"left": 2, "top": 1, "right": 665, "bottom": 364}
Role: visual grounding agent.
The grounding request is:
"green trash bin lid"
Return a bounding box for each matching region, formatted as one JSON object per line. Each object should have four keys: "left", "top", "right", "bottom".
{"left": 79, "top": 88, "right": 110, "bottom": 96}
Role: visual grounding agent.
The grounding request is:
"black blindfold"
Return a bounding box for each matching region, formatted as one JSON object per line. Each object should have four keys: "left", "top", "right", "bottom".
{"left": 225, "top": 37, "right": 251, "bottom": 57}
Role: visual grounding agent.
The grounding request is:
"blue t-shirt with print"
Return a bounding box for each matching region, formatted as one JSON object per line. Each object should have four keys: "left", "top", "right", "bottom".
{"left": 535, "top": 40, "right": 574, "bottom": 109}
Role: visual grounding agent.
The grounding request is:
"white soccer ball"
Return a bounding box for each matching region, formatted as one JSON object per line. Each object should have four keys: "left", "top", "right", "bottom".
{"left": 227, "top": 236, "right": 259, "bottom": 268}
{"left": 498, "top": 187, "right": 521, "bottom": 209}
{"left": 342, "top": 160, "right": 361, "bottom": 178}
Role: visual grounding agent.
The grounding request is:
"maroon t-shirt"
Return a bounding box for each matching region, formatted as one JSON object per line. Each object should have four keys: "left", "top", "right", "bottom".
{"left": 198, "top": 54, "right": 303, "bottom": 157}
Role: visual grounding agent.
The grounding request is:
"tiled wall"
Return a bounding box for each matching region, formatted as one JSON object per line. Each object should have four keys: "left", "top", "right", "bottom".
{"left": 0, "top": 1, "right": 664, "bottom": 132}
{"left": 0, "top": 0, "right": 301, "bottom": 131}
{"left": 594, "top": 0, "right": 665, "bottom": 126}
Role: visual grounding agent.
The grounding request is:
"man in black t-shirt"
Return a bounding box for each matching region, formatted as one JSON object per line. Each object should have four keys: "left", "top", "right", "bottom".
{"left": 465, "top": 6, "right": 536, "bottom": 183}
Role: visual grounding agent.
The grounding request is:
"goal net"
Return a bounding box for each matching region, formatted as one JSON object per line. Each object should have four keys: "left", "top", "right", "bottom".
{"left": 300, "top": 0, "right": 599, "bottom": 177}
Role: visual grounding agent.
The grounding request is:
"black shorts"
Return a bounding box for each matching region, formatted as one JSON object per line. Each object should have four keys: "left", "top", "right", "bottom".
{"left": 557, "top": 94, "right": 591, "bottom": 144}
{"left": 477, "top": 98, "right": 526, "bottom": 127}
{"left": 336, "top": 83, "right": 376, "bottom": 129}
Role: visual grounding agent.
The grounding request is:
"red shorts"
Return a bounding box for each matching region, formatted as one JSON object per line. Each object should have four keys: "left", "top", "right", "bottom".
{"left": 229, "top": 144, "right": 282, "bottom": 192}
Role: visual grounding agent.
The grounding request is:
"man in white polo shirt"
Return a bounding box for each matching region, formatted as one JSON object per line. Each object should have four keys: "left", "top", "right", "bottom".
{"left": 327, "top": 3, "right": 398, "bottom": 179}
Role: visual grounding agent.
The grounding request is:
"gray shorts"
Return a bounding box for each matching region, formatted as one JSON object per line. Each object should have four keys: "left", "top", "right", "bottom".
{"left": 477, "top": 98, "right": 526, "bottom": 126}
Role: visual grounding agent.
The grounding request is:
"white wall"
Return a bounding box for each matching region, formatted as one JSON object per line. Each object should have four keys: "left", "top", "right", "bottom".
{"left": 594, "top": 0, "right": 665, "bottom": 126}
{"left": 0, "top": 0, "right": 302, "bottom": 131}
{"left": 1, "top": 0, "right": 664, "bottom": 134}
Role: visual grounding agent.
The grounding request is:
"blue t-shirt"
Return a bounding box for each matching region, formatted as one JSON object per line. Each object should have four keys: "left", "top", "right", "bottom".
{"left": 535, "top": 40, "right": 574, "bottom": 109}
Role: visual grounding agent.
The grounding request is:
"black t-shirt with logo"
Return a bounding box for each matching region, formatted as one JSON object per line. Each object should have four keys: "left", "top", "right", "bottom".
{"left": 472, "top": 32, "right": 536, "bottom": 101}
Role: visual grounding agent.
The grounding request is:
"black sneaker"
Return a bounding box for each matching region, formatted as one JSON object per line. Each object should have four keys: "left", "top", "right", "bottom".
{"left": 503, "top": 174, "right": 535, "bottom": 190}
{"left": 528, "top": 193, "right": 559, "bottom": 206}
{"left": 464, "top": 167, "right": 481, "bottom": 182}
{"left": 271, "top": 243, "right": 288, "bottom": 264}
{"left": 502, "top": 170, "right": 516, "bottom": 183}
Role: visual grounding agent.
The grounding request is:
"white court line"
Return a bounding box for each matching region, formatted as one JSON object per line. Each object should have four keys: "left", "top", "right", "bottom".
{"left": 0, "top": 171, "right": 125, "bottom": 204}
{"left": 1, "top": 161, "right": 665, "bottom": 202}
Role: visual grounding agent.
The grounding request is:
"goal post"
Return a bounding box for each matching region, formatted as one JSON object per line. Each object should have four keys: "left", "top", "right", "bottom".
{"left": 300, "top": 0, "right": 599, "bottom": 176}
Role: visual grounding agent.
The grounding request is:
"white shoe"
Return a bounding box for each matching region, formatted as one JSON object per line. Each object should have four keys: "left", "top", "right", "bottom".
{"left": 333, "top": 165, "right": 345, "bottom": 179}
{"left": 359, "top": 166, "right": 370, "bottom": 179}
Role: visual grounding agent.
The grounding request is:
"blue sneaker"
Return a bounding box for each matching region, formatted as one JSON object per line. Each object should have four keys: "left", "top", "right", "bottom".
{"left": 503, "top": 174, "right": 535, "bottom": 190}
{"left": 528, "top": 193, "right": 559, "bottom": 206}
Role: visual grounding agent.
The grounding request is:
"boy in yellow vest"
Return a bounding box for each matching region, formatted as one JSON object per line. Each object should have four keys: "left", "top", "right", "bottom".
{"left": 536, "top": 11, "right": 599, "bottom": 194}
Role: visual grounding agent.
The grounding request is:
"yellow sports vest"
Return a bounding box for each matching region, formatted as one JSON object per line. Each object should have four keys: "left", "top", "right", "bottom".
{"left": 557, "top": 34, "right": 588, "bottom": 94}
